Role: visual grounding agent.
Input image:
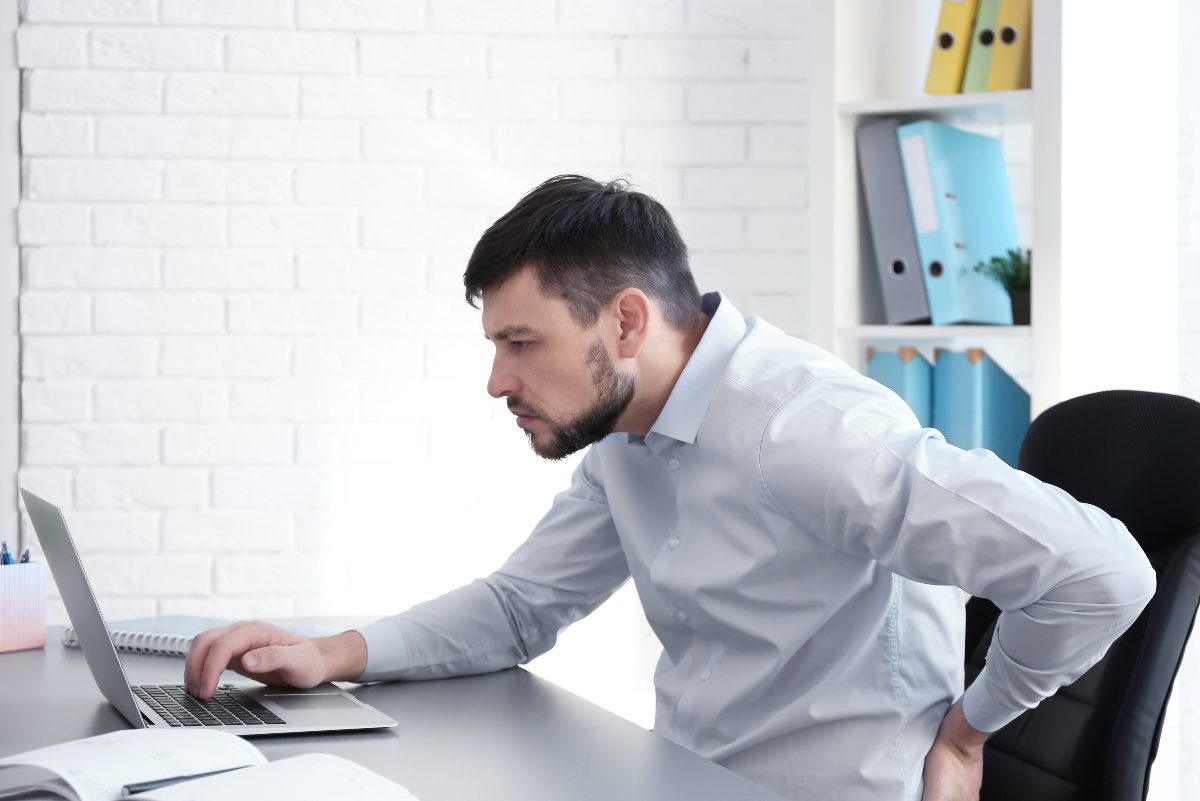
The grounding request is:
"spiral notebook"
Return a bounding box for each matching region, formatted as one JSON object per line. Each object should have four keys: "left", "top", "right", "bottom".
{"left": 61, "top": 616, "right": 343, "bottom": 658}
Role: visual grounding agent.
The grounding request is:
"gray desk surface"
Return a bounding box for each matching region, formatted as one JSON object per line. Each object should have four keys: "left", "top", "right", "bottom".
{"left": 0, "top": 625, "right": 783, "bottom": 801}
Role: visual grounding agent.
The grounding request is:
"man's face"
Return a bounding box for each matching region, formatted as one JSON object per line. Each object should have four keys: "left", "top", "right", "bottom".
{"left": 482, "top": 268, "right": 635, "bottom": 460}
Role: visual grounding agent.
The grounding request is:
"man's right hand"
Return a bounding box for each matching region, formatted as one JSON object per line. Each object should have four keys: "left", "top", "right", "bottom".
{"left": 182, "top": 620, "right": 368, "bottom": 699}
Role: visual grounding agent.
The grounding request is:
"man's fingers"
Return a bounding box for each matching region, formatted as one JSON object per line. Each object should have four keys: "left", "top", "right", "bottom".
{"left": 183, "top": 623, "right": 240, "bottom": 694}
{"left": 193, "top": 622, "right": 279, "bottom": 698}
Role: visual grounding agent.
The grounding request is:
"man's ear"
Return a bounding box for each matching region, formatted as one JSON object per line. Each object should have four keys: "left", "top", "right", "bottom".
{"left": 610, "top": 289, "right": 651, "bottom": 359}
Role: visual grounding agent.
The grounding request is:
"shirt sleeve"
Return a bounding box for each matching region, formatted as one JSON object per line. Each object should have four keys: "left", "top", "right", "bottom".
{"left": 352, "top": 446, "right": 631, "bottom": 682}
{"left": 757, "top": 376, "right": 1156, "bottom": 732}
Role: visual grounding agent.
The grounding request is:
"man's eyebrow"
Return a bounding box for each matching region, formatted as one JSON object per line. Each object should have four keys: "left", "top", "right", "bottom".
{"left": 485, "top": 325, "right": 537, "bottom": 342}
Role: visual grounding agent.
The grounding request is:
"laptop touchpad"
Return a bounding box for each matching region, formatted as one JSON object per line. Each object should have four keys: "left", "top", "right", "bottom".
{"left": 266, "top": 693, "right": 360, "bottom": 711}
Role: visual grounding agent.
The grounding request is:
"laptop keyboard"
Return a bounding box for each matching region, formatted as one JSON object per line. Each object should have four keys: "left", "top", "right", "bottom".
{"left": 133, "top": 683, "right": 286, "bottom": 727}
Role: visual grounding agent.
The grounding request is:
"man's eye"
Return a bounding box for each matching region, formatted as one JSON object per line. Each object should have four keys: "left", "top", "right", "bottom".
{"left": 510, "top": 341, "right": 532, "bottom": 351}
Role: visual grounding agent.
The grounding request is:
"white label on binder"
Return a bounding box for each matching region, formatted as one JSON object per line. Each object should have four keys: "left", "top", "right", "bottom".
{"left": 900, "top": 134, "right": 939, "bottom": 234}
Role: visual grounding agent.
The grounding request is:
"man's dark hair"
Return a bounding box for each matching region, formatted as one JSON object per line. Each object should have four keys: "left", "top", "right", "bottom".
{"left": 463, "top": 175, "right": 701, "bottom": 331}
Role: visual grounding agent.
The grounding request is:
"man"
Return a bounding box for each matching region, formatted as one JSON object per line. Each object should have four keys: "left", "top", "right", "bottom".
{"left": 184, "top": 175, "right": 1156, "bottom": 801}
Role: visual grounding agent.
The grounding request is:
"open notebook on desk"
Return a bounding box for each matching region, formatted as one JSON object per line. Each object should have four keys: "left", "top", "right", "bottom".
{"left": 0, "top": 729, "right": 417, "bottom": 801}
{"left": 61, "top": 617, "right": 350, "bottom": 658}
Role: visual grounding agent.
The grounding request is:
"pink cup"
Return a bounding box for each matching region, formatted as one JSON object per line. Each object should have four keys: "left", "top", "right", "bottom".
{"left": 0, "top": 561, "right": 47, "bottom": 653}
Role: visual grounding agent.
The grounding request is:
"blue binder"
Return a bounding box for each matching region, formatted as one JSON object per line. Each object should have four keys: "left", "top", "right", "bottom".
{"left": 866, "top": 346, "right": 933, "bottom": 427}
{"left": 932, "top": 348, "right": 1030, "bottom": 466}
{"left": 896, "top": 121, "right": 1018, "bottom": 325}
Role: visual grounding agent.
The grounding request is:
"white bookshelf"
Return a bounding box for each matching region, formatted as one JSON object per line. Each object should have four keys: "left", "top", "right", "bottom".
{"left": 807, "top": 0, "right": 1179, "bottom": 417}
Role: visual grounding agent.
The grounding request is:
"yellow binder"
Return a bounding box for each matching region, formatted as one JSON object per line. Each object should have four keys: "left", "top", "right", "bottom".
{"left": 924, "top": 0, "right": 980, "bottom": 95}
{"left": 987, "top": 0, "right": 1031, "bottom": 91}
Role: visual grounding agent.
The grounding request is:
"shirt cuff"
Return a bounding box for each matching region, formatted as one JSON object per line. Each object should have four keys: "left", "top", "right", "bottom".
{"left": 961, "top": 670, "right": 1026, "bottom": 733}
{"left": 350, "top": 617, "right": 409, "bottom": 683}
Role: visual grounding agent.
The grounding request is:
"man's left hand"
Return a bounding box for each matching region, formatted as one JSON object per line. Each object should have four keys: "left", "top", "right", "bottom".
{"left": 921, "top": 697, "right": 988, "bottom": 801}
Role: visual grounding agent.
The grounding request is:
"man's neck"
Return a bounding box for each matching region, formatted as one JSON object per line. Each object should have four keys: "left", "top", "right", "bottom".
{"left": 616, "top": 312, "right": 711, "bottom": 437}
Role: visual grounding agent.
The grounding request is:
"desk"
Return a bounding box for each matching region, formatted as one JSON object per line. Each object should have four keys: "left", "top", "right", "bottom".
{"left": 0, "top": 627, "right": 784, "bottom": 801}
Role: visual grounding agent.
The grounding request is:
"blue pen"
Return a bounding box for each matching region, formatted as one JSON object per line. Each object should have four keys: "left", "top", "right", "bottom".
{"left": 19, "top": 549, "right": 30, "bottom": 564}
{"left": 0, "top": 541, "right": 10, "bottom": 566}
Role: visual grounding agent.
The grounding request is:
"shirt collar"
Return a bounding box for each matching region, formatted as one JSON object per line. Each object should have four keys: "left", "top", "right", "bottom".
{"left": 643, "top": 292, "right": 747, "bottom": 445}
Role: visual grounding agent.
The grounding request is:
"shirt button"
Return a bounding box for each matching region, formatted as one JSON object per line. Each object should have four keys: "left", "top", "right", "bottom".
{"left": 667, "top": 458, "right": 681, "bottom": 471}
{"left": 700, "top": 669, "right": 712, "bottom": 682}
{"left": 676, "top": 609, "right": 689, "bottom": 622}
{"left": 667, "top": 537, "right": 680, "bottom": 549}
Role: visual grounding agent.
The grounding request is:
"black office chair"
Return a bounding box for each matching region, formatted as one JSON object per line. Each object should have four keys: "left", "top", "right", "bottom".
{"left": 964, "top": 389, "right": 1200, "bottom": 801}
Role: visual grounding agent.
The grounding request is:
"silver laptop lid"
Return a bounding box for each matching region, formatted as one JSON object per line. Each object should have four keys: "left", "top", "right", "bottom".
{"left": 20, "top": 488, "right": 146, "bottom": 729}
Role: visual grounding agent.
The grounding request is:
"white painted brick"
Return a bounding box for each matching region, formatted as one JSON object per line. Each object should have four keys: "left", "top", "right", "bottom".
{"left": 432, "top": 79, "right": 556, "bottom": 121}
{"left": 619, "top": 39, "right": 749, "bottom": 79}
{"left": 93, "top": 292, "right": 224, "bottom": 333}
{"left": 227, "top": 119, "right": 359, "bottom": 160}
{"left": 426, "top": 163, "right": 562, "bottom": 207}
{"left": 295, "top": 163, "right": 423, "bottom": 205}
{"left": 560, "top": 0, "right": 685, "bottom": 35}
{"left": 94, "top": 204, "right": 225, "bottom": 247}
{"left": 163, "top": 250, "right": 293, "bottom": 290}
{"left": 624, "top": 125, "right": 745, "bottom": 164}
{"left": 360, "top": 205, "right": 488, "bottom": 249}
{"left": 363, "top": 379, "right": 491, "bottom": 422}
{"left": 94, "top": 380, "right": 225, "bottom": 421}
{"left": 362, "top": 121, "right": 489, "bottom": 162}
{"left": 160, "top": 337, "right": 291, "bottom": 378}
{"left": 424, "top": 335, "right": 492, "bottom": 380}
{"left": 493, "top": 123, "right": 623, "bottom": 164}
{"left": 426, "top": 247, "right": 476, "bottom": 291}
{"left": 297, "top": 250, "right": 426, "bottom": 291}
{"left": 491, "top": 39, "right": 618, "bottom": 78}
{"left": 17, "top": 468, "right": 74, "bottom": 506}
{"left": 167, "top": 74, "right": 297, "bottom": 117}
{"left": 688, "top": 83, "right": 807, "bottom": 122}
{"left": 216, "top": 553, "right": 347, "bottom": 594}
{"left": 16, "top": 26, "right": 88, "bottom": 68}
{"left": 164, "top": 424, "right": 293, "bottom": 465}
{"left": 97, "top": 115, "right": 224, "bottom": 158}
{"left": 91, "top": 28, "right": 224, "bottom": 70}
{"left": 24, "top": 0, "right": 155, "bottom": 24}
{"left": 22, "top": 380, "right": 91, "bottom": 421}
{"left": 23, "top": 248, "right": 159, "bottom": 289}
{"left": 360, "top": 36, "right": 485, "bottom": 77}
{"left": 687, "top": 0, "right": 808, "bottom": 36}
{"left": 159, "top": 596, "right": 296, "bottom": 617}
{"left": 18, "top": 203, "right": 90, "bottom": 245}
{"left": 228, "top": 206, "right": 357, "bottom": 248}
{"left": 561, "top": 81, "right": 684, "bottom": 121}
{"left": 164, "top": 161, "right": 293, "bottom": 203}
{"left": 616, "top": 168, "right": 684, "bottom": 207}
{"left": 212, "top": 467, "right": 345, "bottom": 510}
{"left": 360, "top": 292, "right": 478, "bottom": 335}
{"left": 298, "top": 0, "right": 425, "bottom": 32}
{"left": 683, "top": 167, "right": 807, "bottom": 207}
{"left": 745, "top": 210, "right": 807, "bottom": 250}
{"left": 83, "top": 554, "right": 211, "bottom": 595}
{"left": 749, "top": 125, "right": 806, "bottom": 163}
{"left": 75, "top": 467, "right": 208, "bottom": 509}
{"left": 22, "top": 423, "right": 159, "bottom": 465}
{"left": 163, "top": 510, "right": 293, "bottom": 552}
{"left": 160, "top": 0, "right": 291, "bottom": 28}
{"left": 230, "top": 380, "right": 360, "bottom": 421}
{"left": 671, "top": 209, "right": 745, "bottom": 251}
{"left": 27, "top": 70, "right": 160, "bottom": 113}
{"left": 227, "top": 293, "right": 358, "bottom": 333}
{"left": 20, "top": 114, "right": 92, "bottom": 156}
{"left": 292, "top": 336, "right": 423, "bottom": 378}
{"left": 57, "top": 510, "right": 160, "bottom": 552}
{"left": 749, "top": 41, "right": 806, "bottom": 79}
{"left": 19, "top": 292, "right": 90, "bottom": 333}
{"left": 302, "top": 77, "right": 427, "bottom": 119}
{"left": 27, "top": 158, "right": 162, "bottom": 202}
{"left": 690, "top": 251, "right": 804, "bottom": 293}
{"left": 430, "top": 0, "right": 556, "bottom": 34}
{"left": 296, "top": 422, "right": 426, "bottom": 464}
{"left": 227, "top": 32, "right": 356, "bottom": 74}
{"left": 23, "top": 336, "right": 157, "bottom": 378}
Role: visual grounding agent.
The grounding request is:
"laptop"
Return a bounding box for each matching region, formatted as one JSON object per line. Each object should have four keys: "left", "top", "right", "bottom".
{"left": 20, "top": 488, "right": 398, "bottom": 736}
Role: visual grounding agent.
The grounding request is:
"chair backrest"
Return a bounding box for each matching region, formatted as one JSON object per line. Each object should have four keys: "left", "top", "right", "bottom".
{"left": 965, "top": 389, "right": 1200, "bottom": 801}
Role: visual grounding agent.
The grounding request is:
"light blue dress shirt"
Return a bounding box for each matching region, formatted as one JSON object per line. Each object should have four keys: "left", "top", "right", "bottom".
{"left": 354, "top": 294, "right": 1155, "bottom": 801}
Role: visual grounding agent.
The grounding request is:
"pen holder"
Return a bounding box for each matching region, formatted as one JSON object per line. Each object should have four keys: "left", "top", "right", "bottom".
{"left": 0, "top": 561, "right": 47, "bottom": 653}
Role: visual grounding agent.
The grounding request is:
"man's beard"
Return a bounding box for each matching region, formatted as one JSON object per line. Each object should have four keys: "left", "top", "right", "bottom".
{"left": 520, "top": 339, "right": 635, "bottom": 461}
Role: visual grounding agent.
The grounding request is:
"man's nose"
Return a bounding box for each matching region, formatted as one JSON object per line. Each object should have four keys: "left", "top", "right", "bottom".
{"left": 487, "top": 357, "right": 520, "bottom": 399}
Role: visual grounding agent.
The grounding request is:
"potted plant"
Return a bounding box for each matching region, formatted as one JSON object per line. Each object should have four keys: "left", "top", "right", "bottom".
{"left": 974, "top": 248, "right": 1030, "bottom": 325}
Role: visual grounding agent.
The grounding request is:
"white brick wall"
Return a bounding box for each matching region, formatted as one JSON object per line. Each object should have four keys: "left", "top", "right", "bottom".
{"left": 16, "top": 0, "right": 805, "bottom": 727}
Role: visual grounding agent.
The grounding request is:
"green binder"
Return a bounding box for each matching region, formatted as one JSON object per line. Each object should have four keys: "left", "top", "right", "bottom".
{"left": 962, "top": 0, "right": 1002, "bottom": 93}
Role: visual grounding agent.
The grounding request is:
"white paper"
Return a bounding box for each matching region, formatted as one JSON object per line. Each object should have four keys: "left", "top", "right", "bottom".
{"left": 141, "top": 754, "right": 417, "bottom": 801}
{"left": 0, "top": 730, "right": 265, "bottom": 801}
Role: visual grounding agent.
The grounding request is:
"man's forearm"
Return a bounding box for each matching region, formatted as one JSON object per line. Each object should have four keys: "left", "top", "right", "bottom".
{"left": 317, "top": 630, "right": 368, "bottom": 682}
